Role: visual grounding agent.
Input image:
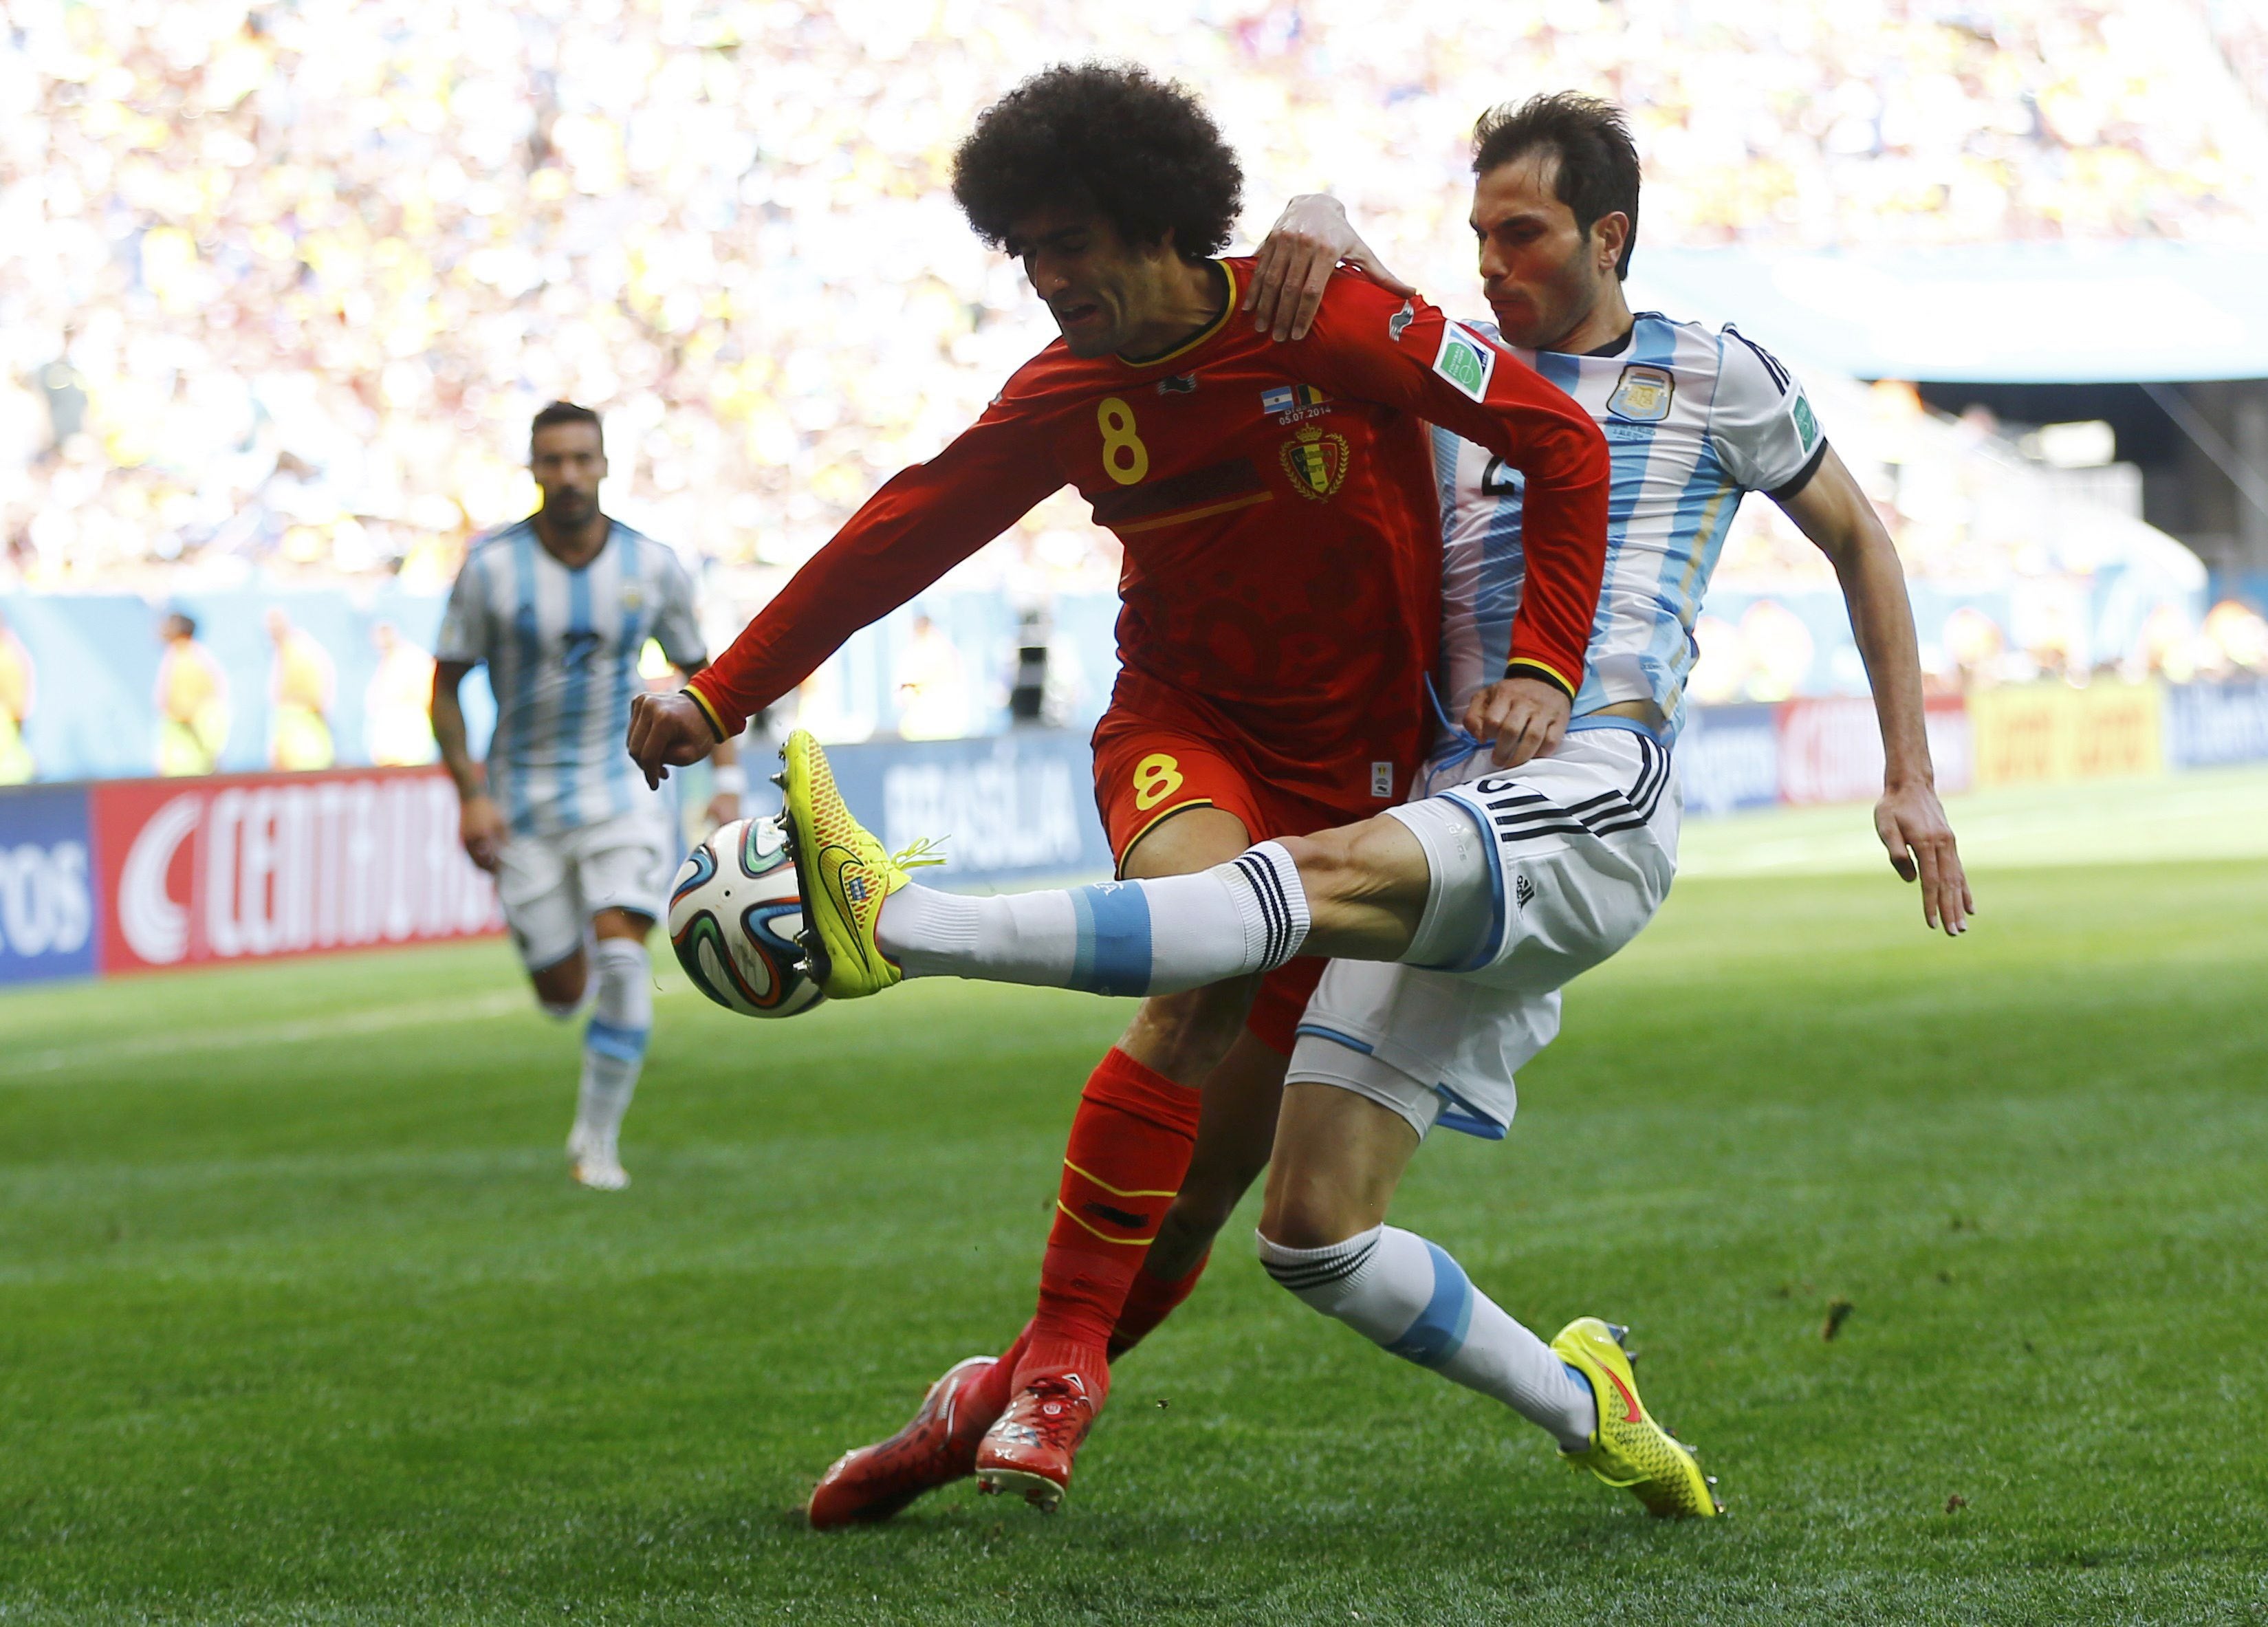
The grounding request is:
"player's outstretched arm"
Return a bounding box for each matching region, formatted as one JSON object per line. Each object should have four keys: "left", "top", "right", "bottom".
{"left": 1776, "top": 446, "right": 1972, "bottom": 935}
{"left": 673, "top": 409, "right": 1063, "bottom": 747}
{"left": 1245, "top": 195, "right": 1415, "bottom": 344}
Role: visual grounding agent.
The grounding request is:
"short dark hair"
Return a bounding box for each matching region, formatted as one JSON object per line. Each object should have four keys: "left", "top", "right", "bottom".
{"left": 952, "top": 63, "right": 1243, "bottom": 259}
{"left": 1472, "top": 93, "right": 1641, "bottom": 280}
{"left": 530, "top": 400, "right": 602, "bottom": 448}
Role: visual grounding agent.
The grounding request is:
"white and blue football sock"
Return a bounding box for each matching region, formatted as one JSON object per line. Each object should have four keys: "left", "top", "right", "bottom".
{"left": 874, "top": 842, "right": 1309, "bottom": 996}
{"left": 1256, "top": 1224, "right": 1597, "bottom": 1451}
{"left": 575, "top": 937, "right": 653, "bottom": 1144}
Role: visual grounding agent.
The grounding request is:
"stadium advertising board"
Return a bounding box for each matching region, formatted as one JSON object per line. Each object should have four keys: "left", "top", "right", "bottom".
{"left": 0, "top": 785, "right": 98, "bottom": 987}
{"left": 824, "top": 731, "right": 1114, "bottom": 889}
{"left": 89, "top": 767, "right": 501, "bottom": 974}
{"left": 1676, "top": 703, "right": 1781, "bottom": 816}
{"left": 1968, "top": 680, "right": 2163, "bottom": 787}
{"left": 1774, "top": 696, "right": 1974, "bottom": 806}
{"left": 2165, "top": 678, "right": 2268, "bottom": 768}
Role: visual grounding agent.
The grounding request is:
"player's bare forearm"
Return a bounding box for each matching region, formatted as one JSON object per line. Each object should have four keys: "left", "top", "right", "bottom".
{"left": 1778, "top": 448, "right": 1972, "bottom": 933}
{"left": 430, "top": 662, "right": 483, "bottom": 805}
{"left": 432, "top": 662, "right": 505, "bottom": 873}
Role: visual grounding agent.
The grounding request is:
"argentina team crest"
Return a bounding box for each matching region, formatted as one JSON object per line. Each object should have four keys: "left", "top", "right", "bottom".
{"left": 1280, "top": 425, "right": 1351, "bottom": 499}
{"left": 1607, "top": 364, "right": 1675, "bottom": 423}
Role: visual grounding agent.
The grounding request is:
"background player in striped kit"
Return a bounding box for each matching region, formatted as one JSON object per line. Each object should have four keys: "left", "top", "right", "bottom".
{"left": 432, "top": 402, "right": 741, "bottom": 1190}
{"left": 826, "top": 93, "right": 1973, "bottom": 1512}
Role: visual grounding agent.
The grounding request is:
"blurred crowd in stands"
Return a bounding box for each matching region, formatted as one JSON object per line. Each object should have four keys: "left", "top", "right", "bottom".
{"left": 2, "top": 0, "right": 2267, "bottom": 765}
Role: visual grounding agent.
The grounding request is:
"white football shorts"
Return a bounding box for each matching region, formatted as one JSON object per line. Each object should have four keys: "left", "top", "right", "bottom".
{"left": 495, "top": 805, "right": 681, "bottom": 972}
{"left": 1287, "top": 721, "right": 1680, "bottom": 1140}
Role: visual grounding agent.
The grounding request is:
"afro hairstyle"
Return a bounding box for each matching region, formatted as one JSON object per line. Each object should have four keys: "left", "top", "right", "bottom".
{"left": 952, "top": 63, "right": 1243, "bottom": 259}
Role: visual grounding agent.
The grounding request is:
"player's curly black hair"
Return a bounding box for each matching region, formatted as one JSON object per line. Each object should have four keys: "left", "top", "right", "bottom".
{"left": 952, "top": 63, "right": 1243, "bottom": 259}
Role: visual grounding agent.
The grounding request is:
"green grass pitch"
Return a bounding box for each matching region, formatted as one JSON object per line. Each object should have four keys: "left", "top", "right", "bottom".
{"left": 3, "top": 845, "right": 2265, "bottom": 1622}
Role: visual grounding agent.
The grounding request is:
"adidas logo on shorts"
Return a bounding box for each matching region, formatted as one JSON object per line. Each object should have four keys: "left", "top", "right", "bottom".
{"left": 1514, "top": 873, "right": 1536, "bottom": 912}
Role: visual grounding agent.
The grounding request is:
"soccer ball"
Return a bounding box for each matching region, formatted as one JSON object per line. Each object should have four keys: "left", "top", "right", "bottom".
{"left": 667, "top": 816, "right": 825, "bottom": 1018}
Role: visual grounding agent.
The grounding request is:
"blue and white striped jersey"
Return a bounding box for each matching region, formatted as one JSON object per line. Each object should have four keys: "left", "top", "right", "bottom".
{"left": 1432, "top": 314, "right": 1826, "bottom": 743}
{"left": 437, "top": 518, "right": 706, "bottom": 837}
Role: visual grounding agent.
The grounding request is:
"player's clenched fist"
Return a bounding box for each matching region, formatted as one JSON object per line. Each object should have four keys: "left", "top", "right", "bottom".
{"left": 626, "top": 690, "right": 721, "bottom": 788}
{"left": 1463, "top": 675, "right": 1572, "bottom": 767}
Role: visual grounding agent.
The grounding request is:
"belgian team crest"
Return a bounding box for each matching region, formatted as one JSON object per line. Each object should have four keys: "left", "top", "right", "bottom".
{"left": 1607, "top": 364, "right": 1675, "bottom": 423}
{"left": 1280, "top": 426, "right": 1351, "bottom": 499}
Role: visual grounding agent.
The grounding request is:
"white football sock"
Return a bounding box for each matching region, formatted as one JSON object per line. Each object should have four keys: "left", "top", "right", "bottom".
{"left": 874, "top": 842, "right": 1309, "bottom": 997}
{"left": 1382, "top": 798, "right": 1497, "bottom": 970}
{"left": 576, "top": 938, "right": 652, "bottom": 1142}
{"left": 1257, "top": 1224, "right": 1597, "bottom": 1452}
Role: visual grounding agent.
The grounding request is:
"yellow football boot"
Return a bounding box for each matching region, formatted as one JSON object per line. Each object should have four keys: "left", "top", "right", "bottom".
{"left": 1551, "top": 1317, "right": 1722, "bottom": 1518}
{"left": 775, "top": 728, "right": 940, "bottom": 1000}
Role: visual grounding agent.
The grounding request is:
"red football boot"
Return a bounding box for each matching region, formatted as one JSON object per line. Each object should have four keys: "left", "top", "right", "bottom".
{"left": 806, "top": 1355, "right": 1005, "bottom": 1529}
{"left": 974, "top": 1371, "right": 1098, "bottom": 1514}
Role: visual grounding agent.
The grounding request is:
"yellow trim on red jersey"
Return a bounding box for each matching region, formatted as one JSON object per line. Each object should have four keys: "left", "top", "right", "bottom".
{"left": 1113, "top": 490, "right": 1274, "bottom": 534}
{"left": 684, "top": 684, "right": 730, "bottom": 742}
{"left": 1504, "top": 657, "right": 1578, "bottom": 700}
{"left": 1114, "top": 797, "right": 1216, "bottom": 875}
{"left": 1115, "top": 261, "right": 1239, "bottom": 371}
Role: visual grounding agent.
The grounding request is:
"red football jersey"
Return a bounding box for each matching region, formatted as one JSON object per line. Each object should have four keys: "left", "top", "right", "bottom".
{"left": 689, "top": 259, "right": 1609, "bottom": 809}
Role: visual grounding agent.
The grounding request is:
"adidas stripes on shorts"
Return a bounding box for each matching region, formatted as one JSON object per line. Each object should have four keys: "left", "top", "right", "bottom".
{"left": 1288, "top": 722, "right": 1681, "bottom": 1140}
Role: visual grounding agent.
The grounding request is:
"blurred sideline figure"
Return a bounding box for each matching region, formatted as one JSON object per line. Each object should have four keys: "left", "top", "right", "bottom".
{"left": 893, "top": 611, "right": 970, "bottom": 741}
{"left": 154, "top": 612, "right": 230, "bottom": 777}
{"left": 366, "top": 621, "right": 439, "bottom": 767}
{"left": 265, "top": 607, "right": 337, "bottom": 772}
{"left": 430, "top": 402, "right": 739, "bottom": 1191}
{"left": 0, "top": 609, "right": 33, "bottom": 785}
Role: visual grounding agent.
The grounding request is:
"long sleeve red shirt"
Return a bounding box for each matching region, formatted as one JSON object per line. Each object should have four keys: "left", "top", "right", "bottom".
{"left": 690, "top": 261, "right": 1609, "bottom": 809}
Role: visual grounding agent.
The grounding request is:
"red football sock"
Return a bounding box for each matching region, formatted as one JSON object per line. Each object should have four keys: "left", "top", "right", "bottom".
{"left": 1107, "top": 1248, "right": 1212, "bottom": 1362}
{"left": 963, "top": 1320, "right": 1032, "bottom": 1428}
{"left": 1013, "top": 1047, "right": 1201, "bottom": 1405}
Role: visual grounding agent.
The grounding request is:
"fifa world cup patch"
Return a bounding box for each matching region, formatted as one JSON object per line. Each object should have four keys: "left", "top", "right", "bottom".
{"left": 1606, "top": 364, "right": 1675, "bottom": 424}
{"left": 1371, "top": 761, "right": 1394, "bottom": 798}
{"left": 1792, "top": 393, "right": 1820, "bottom": 450}
{"left": 1280, "top": 426, "right": 1351, "bottom": 500}
{"left": 1433, "top": 323, "right": 1496, "bottom": 402}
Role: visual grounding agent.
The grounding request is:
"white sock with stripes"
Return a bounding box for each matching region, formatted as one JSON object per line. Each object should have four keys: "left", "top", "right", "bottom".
{"left": 1256, "top": 1224, "right": 1598, "bottom": 1452}
{"left": 875, "top": 842, "right": 1309, "bottom": 996}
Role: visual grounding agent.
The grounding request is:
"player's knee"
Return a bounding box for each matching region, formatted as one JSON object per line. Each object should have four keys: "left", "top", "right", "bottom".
{"left": 1256, "top": 1197, "right": 1367, "bottom": 1256}
{"left": 532, "top": 956, "right": 587, "bottom": 1016}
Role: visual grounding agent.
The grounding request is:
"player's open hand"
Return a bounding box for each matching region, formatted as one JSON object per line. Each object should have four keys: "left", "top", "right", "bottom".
{"left": 1246, "top": 194, "right": 1416, "bottom": 343}
{"left": 1464, "top": 675, "right": 1571, "bottom": 769}
{"left": 1874, "top": 780, "right": 1972, "bottom": 935}
{"left": 458, "top": 793, "right": 507, "bottom": 875}
{"left": 626, "top": 689, "right": 721, "bottom": 789}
